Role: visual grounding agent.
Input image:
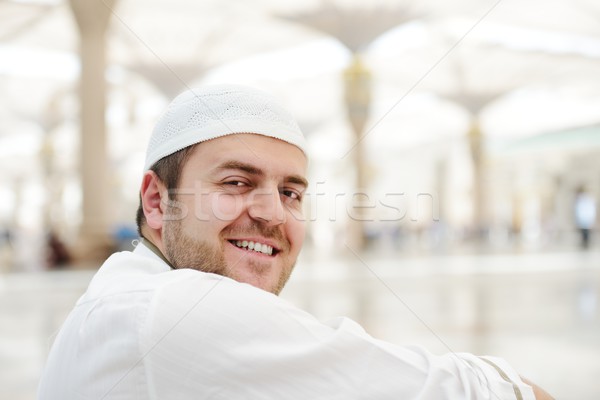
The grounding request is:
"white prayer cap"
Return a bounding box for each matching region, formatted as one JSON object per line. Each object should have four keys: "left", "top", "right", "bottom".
{"left": 144, "top": 84, "right": 307, "bottom": 171}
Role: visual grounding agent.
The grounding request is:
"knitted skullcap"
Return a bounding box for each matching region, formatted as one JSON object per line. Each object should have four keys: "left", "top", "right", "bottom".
{"left": 144, "top": 84, "right": 307, "bottom": 171}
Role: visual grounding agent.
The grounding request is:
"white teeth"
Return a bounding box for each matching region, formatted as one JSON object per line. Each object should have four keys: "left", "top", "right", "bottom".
{"left": 232, "top": 240, "right": 274, "bottom": 256}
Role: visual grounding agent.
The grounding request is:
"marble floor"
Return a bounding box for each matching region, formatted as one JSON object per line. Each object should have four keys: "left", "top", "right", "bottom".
{"left": 2, "top": 248, "right": 599, "bottom": 399}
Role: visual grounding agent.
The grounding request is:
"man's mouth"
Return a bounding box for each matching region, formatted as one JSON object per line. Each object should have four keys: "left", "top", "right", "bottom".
{"left": 228, "top": 240, "right": 279, "bottom": 256}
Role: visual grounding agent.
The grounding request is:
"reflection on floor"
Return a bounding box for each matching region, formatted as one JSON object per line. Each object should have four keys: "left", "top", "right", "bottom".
{"left": 2, "top": 249, "right": 599, "bottom": 399}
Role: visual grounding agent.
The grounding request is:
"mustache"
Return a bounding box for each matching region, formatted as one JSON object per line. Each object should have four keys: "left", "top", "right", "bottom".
{"left": 222, "top": 221, "right": 289, "bottom": 251}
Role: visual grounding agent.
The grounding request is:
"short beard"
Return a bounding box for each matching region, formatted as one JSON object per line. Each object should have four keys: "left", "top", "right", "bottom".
{"left": 162, "top": 218, "right": 295, "bottom": 295}
{"left": 163, "top": 217, "right": 228, "bottom": 276}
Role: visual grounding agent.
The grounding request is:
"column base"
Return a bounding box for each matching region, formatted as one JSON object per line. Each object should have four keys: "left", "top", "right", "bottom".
{"left": 71, "top": 230, "right": 115, "bottom": 268}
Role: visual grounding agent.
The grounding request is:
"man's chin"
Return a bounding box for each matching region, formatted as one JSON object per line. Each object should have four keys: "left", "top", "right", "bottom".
{"left": 224, "top": 259, "right": 293, "bottom": 295}
{"left": 223, "top": 263, "right": 280, "bottom": 294}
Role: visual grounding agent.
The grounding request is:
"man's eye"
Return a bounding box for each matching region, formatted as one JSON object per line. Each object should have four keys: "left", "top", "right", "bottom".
{"left": 282, "top": 189, "right": 301, "bottom": 201}
{"left": 224, "top": 180, "right": 247, "bottom": 187}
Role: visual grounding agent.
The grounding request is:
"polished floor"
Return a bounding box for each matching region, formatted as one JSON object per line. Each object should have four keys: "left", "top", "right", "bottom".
{"left": 2, "top": 247, "right": 599, "bottom": 399}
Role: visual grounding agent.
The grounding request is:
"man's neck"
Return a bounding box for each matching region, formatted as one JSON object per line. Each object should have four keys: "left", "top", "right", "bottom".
{"left": 141, "top": 237, "right": 174, "bottom": 269}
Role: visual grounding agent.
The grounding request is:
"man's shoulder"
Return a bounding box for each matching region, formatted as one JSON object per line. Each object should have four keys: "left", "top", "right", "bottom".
{"left": 79, "top": 250, "right": 183, "bottom": 303}
{"left": 83, "top": 250, "right": 300, "bottom": 335}
{"left": 83, "top": 250, "right": 260, "bottom": 308}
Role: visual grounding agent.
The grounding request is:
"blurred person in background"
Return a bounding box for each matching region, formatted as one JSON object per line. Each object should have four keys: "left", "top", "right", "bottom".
{"left": 45, "top": 230, "right": 72, "bottom": 269}
{"left": 574, "top": 186, "right": 596, "bottom": 249}
{"left": 0, "top": 226, "right": 13, "bottom": 271}
{"left": 37, "top": 85, "right": 553, "bottom": 399}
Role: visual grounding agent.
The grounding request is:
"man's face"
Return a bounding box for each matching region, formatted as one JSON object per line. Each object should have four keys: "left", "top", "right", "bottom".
{"left": 161, "top": 133, "right": 308, "bottom": 295}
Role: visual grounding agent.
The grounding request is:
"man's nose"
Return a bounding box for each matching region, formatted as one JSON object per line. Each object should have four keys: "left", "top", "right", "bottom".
{"left": 248, "top": 188, "right": 286, "bottom": 226}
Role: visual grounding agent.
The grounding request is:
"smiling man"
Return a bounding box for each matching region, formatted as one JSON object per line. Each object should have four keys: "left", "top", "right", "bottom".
{"left": 38, "top": 85, "right": 552, "bottom": 399}
{"left": 143, "top": 132, "right": 307, "bottom": 295}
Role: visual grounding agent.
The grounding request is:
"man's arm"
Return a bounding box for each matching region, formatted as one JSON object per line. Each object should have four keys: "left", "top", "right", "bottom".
{"left": 144, "top": 273, "right": 547, "bottom": 399}
{"left": 522, "top": 377, "right": 555, "bottom": 400}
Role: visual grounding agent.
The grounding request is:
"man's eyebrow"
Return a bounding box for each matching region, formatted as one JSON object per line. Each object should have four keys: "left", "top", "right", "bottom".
{"left": 215, "top": 160, "right": 308, "bottom": 188}
{"left": 216, "top": 160, "right": 263, "bottom": 176}
{"left": 286, "top": 175, "right": 309, "bottom": 189}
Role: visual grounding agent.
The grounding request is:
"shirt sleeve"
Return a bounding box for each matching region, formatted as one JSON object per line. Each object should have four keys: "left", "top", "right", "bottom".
{"left": 140, "top": 271, "right": 536, "bottom": 400}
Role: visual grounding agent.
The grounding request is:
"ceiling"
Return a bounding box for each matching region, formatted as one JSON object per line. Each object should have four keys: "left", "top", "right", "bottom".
{"left": 1, "top": 0, "right": 599, "bottom": 172}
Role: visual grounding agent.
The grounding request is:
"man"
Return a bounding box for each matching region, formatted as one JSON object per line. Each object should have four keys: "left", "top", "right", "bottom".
{"left": 574, "top": 186, "right": 596, "bottom": 249}
{"left": 38, "top": 84, "right": 552, "bottom": 399}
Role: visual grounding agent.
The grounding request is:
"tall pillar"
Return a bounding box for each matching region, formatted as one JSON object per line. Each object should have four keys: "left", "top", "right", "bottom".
{"left": 468, "top": 119, "right": 487, "bottom": 239}
{"left": 69, "top": 0, "right": 117, "bottom": 261}
{"left": 344, "top": 55, "right": 371, "bottom": 251}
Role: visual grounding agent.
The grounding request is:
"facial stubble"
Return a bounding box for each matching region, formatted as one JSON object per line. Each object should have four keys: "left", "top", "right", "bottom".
{"left": 162, "top": 215, "right": 296, "bottom": 295}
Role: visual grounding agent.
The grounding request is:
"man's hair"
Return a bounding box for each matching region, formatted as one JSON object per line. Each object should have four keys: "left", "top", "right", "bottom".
{"left": 136, "top": 145, "right": 197, "bottom": 237}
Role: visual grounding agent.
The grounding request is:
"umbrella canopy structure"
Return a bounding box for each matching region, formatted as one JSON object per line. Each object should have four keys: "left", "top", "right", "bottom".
{"left": 1, "top": 0, "right": 600, "bottom": 258}
{"left": 368, "top": 21, "right": 600, "bottom": 232}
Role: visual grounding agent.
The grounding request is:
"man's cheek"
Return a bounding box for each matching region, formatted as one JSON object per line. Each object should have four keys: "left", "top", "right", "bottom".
{"left": 288, "top": 220, "right": 306, "bottom": 252}
{"left": 209, "top": 193, "right": 244, "bottom": 222}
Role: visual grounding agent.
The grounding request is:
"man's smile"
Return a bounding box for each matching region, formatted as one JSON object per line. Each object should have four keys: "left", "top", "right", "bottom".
{"left": 227, "top": 239, "right": 280, "bottom": 257}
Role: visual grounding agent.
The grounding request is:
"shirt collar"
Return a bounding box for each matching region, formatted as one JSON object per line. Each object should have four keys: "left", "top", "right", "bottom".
{"left": 135, "top": 238, "right": 175, "bottom": 269}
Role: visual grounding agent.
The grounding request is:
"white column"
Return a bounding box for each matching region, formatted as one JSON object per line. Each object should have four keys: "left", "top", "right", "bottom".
{"left": 344, "top": 55, "right": 371, "bottom": 251}
{"left": 468, "top": 119, "right": 488, "bottom": 238}
{"left": 69, "top": 0, "right": 118, "bottom": 261}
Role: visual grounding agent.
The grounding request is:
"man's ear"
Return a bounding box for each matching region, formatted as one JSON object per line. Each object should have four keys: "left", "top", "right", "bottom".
{"left": 140, "top": 171, "right": 167, "bottom": 231}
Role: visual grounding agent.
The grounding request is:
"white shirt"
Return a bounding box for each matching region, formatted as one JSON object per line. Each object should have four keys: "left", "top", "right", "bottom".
{"left": 38, "top": 243, "right": 535, "bottom": 399}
